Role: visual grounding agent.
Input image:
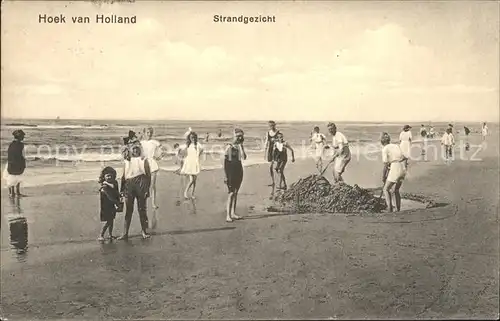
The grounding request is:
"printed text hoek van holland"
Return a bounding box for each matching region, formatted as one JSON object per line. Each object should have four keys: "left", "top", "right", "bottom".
{"left": 38, "top": 14, "right": 136, "bottom": 24}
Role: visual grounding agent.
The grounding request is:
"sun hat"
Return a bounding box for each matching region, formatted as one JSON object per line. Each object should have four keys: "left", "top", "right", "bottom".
{"left": 403, "top": 125, "right": 412, "bottom": 130}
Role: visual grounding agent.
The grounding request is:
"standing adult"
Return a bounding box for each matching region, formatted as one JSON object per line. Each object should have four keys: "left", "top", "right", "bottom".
{"left": 399, "top": 125, "right": 412, "bottom": 165}
{"left": 441, "top": 127, "right": 455, "bottom": 163}
{"left": 464, "top": 126, "right": 471, "bottom": 151}
{"left": 326, "top": 122, "right": 351, "bottom": 183}
{"left": 223, "top": 129, "right": 247, "bottom": 222}
{"left": 264, "top": 120, "right": 280, "bottom": 187}
{"left": 119, "top": 143, "right": 152, "bottom": 240}
{"left": 381, "top": 132, "right": 407, "bottom": 212}
{"left": 482, "top": 122, "right": 489, "bottom": 141}
{"left": 4, "top": 130, "right": 27, "bottom": 197}
{"left": 420, "top": 124, "right": 428, "bottom": 157}
{"left": 141, "top": 127, "right": 162, "bottom": 209}
{"left": 180, "top": 132, "right": 204, "bottom": 199}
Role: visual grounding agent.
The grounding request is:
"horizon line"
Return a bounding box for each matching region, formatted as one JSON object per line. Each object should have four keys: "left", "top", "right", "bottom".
{"left": 1, "top": 117, "right": 497, "bottom": 124}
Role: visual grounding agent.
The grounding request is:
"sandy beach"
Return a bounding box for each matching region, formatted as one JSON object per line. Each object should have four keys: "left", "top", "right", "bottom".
{"left": 1, "top": 135, "right": 498, "bottom": 319}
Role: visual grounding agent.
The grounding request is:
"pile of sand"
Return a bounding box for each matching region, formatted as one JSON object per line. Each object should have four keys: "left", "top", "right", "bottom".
{"left": 275, "top": 175, "right": 387, "bottom": 214}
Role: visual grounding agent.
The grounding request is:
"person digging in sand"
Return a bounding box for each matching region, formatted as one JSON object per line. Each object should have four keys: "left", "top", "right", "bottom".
{"left": 273, "top": 132, "right": 295, "bottom": 191}
{"left": 381, "top": 132, "right": 407, "bottom": 212}
{"left": 223, "top": 128, "right": 247, "bottom": 222}
{"left": 119, "top": 144, "right": 152, "bottom": 240}
{"left": 97, "top": 166, "right": 123, "bottom": 241}
{"left": 325, "top": 122, "right": 351, "bottom": 183}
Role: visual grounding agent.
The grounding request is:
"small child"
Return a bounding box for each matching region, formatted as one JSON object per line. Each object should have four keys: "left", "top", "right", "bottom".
{"left": 273, "top": 132, "right": 295, "bottom": 190}
{"left": 441, "top": 127, "right": 455, "bottom": 163}
{"left": 310, "top": 126, "right": 326, "bottom": 173}
{"left": 98, "top": 166, "right": 122, "bottom": 241}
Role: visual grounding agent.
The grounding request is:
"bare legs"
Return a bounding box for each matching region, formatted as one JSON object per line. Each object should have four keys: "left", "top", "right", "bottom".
{"left": 332, "top": 157, "right": 350, "bottom": 184}
{"left": 150, "top": 171, "right": 159, "bottom": 209}
{"left": 226, "top": 189, "right": 241, "bottom": 222}
{"left": 278, "top": 168, "right": 287, "bottom": 190}
{"left": 119, "top": 192, "right": 150, "bottom": 240}
{"left": 99, "top": 220, "right": 115, "bottom": 240}
{"left": 8, "top": 183, "right": 24, "bottom": 197}
{"left": 184, "top": 175, "right": 198, "bottom": 199}
{"left": 383, "top": 180, "right": 403, "bottom": 212}
{"left": 268, "top": 162, "right": 275, "bottom": 186}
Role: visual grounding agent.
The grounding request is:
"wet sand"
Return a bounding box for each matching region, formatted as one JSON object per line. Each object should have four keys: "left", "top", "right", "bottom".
{"left": 1, "top": 136, "right": 498, "bottom": 319}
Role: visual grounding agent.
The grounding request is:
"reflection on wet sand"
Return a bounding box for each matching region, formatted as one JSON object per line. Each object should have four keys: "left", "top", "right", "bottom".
{"left": 7, "top": 196, "right": 28, "bottom": 261}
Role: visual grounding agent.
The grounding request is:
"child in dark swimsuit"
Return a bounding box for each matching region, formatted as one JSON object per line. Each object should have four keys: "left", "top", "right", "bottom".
{"left": 273, "top": 132, "right": 295, "bottom": 190}
{"left": 98, "top": 166, "right": 122, "bottom": 241}
{"left": 224, "top": 129, "right": 247, "bottom": 222}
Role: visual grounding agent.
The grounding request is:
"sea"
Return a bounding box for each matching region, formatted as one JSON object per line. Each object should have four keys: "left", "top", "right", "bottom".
{"left": 0, "top": 119, "right": 486, "bottom": 188}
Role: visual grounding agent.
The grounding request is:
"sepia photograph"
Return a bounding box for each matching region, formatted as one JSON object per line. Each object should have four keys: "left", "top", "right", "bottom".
{"left": 1, "top": 0, "right": 499, "bottom": 319}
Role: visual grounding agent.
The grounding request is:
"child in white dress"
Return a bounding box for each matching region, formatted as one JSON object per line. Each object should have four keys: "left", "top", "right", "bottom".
{"left": 180, "top": 131, "right": 204, "bottom": 199}
{"left": 141, "top": 127, "right": 162, "bottom": 209}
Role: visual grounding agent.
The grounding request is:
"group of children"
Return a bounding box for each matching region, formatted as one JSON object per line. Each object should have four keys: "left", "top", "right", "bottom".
{"left": 4, "top": 120, "right": 491, "bottom": 240}
{"left": 263, "top": 121, "right": 352, "bottom": 186}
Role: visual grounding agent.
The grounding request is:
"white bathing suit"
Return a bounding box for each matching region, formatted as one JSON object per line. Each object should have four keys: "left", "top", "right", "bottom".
{"left": 382, "top": 143, "right": 407, "bottom": 183}
{"left": 399, "top": 131, "right": 412, "bottom": 159}
{"left": 331, "top": 132, "right": 350, "bottom": 173}
{"left": 311, "top": 132, "right": 326, "bottom": 159}
{"left": 141, "top": 139, "right": 161, "bottom": 173}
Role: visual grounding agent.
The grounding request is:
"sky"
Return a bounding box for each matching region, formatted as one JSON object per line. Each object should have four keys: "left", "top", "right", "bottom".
{"left": 1, "top": 1, "right": 499, "bottom": 122}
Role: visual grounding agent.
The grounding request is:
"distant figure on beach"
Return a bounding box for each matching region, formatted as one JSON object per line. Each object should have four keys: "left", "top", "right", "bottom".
{"left": 482, "top": 122, "right": 488, "bottom": 141}
{"left": 218, "top": 129, "right": 223, "bottom": 138}
{"left": 141, "top": 127, "right": 162, "bottom": 209}
{"left": 441, "top": 127, "right": 455, "bottom": 163}
{"left": 326, "top": 122, "right": 351, "bottom": 183}
{"left": 381, "top": 132, "right": 407, "bottom": 212}
{"left": 264, "top": 120, "right": 280, "bottom": 187}
{"left": 224, "top": 128, "right": 247, "bottom": 222}
{"left": 3, "top": 130, "right": 26, "bottom": 197}
{"left": 119, "top": 144, "right": 152, "bottom": 240}
{"left": 428, "top": 126, "right": 435, "bottom": 138}
{"left": 97, "top": 166, "right": 122, "bottom": 241}
{"left": 464, "top": 126, "right": 471, "bottom": 151}
{"left": 205, "top": 132, "right": 210, "bottom": 143}
{"left": 273, "top": 132, "right": 295, "bottom": 190}
{"left": 399, "top": 125, "right": 412, "bottom": 165}
{"left": 420, "top": 125, "right": 427, "bottom": 139}
{"left": 310, "top": 126, "right": 327, "bottom": 173}
{"left": 420, "top": 125, "right": 428, "bottom": 156}
{"left": 180, "top": 131, "right": 204, "bottom": 199}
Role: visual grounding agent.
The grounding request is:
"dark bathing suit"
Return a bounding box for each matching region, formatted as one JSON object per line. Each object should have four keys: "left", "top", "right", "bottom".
{"left": 7, "top": 140, "right": 26, "bottom": 176}
{"left": 100, "top": 181, "right": 120, "bottom": 222}
{"left": 266, "top": 130, "right": 280, "bottom": 162}
{"left": 273, "top": 142, "right": 288, "bottom": 172}
{"left": 224, "top": 144, "right": 243, "bottom": 193}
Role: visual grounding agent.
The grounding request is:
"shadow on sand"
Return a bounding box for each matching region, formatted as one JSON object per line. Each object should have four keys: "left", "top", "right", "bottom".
{"left": 28, "top": 226, "right": 237, "bottom": 248}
